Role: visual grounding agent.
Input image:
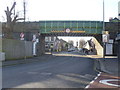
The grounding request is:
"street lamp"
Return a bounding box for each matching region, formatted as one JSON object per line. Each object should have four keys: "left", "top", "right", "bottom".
{"left": 103, "top": 0, "right": 105, "bottom": 58}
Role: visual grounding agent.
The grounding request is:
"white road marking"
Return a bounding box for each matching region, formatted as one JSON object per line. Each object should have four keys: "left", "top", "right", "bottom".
{"left": 85, "top": 72, "right": 101, "bottom": 89}
{"left": 85, "top": 85, "right": 90, "bottom": 89}
{"left": 94, "top": 77, "right": 98, "bottom": 80}
{"left": 90, "top": 80, "right": 94, "bottom": 84}
{"left": 99, "top": 79, "right": 120, "bottom": 87}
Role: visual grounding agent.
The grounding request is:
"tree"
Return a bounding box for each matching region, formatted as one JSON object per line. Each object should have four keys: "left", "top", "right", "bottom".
{"left": 68, "top": 40, "right": 74, "bottom": 46}
{"left": 4, "top": 2, "right": 24, "bottom": 39}
{"left": 68, "top": 40, "right": 74, "bottom": 48}
{"left": 65, "top": 43, "right": 68, "bottom": 50}
{"left": 79, "top": 39, "right": 86, "bottom": 48}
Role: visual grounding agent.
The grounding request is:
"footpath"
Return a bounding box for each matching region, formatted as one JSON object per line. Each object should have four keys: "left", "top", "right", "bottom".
{"left": 86, "top": 55, "right": 120, "bottom": 89}
{"left": 0, "top": 51, "right": 84, "bottom": 67}
{"left": 1, "top": 54, "right": 53, "bottom": 67}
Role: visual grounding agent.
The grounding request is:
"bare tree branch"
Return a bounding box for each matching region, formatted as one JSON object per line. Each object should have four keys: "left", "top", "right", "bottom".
{"left": 10, "top": 2, "right": 16, "bottom": 12}
{"left": 4, "top": 2, "right": 24, "bottom": 39}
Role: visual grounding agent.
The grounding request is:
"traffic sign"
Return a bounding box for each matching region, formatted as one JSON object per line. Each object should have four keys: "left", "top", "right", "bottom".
{"left": 20, "top": 32, "right": 24, "bottom": 38}
{"left": 20, "top": 32, "right": 25, "bottom": 40}
{"left": 102, "top": 34, "right": 109, "bottom": 43}
{"left": 65, "top": 28, "right": 70, "bottom": 33}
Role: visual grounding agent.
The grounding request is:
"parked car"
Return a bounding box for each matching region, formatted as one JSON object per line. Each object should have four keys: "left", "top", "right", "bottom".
{"left": 68, "top": 47, "right": 75, "bottom": 52}
{"left": 79, "top": 48, "right": 89, "bottom": 54}
{"left": 78, "top": 48, "right": 83, "bottom": 52}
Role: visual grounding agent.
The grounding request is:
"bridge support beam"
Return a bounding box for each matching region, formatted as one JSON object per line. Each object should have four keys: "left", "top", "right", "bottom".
{"left": 94, "top": 34, "right": 102, "bottom": 46}
{"left": 36, "top": 35, "right": 45, "bottom": 56}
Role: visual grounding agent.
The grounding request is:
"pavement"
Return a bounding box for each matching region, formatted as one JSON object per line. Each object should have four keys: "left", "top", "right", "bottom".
{"left": 87, "top": 55, "right": 119, "bottom": 76}
{"left": 86, "top": 55, "right": 120, "bottom": 89}
{"left": 1, "top": 54, "right": 53, "bottom": 67}
{"left": 1, "top": 51, "right": 85, "bottom": 67}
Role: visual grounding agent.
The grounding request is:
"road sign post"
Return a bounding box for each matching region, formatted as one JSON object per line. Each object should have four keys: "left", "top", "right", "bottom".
{"left": 102, "top": 31, "right": 109, "bottom": 58}
{"left": 116, "top": 34, "right": 120, "bottom": 60}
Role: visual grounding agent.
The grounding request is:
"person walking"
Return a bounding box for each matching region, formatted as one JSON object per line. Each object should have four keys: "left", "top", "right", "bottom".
{"left": 50, "top": 44, "right": 53, "bottom": 54}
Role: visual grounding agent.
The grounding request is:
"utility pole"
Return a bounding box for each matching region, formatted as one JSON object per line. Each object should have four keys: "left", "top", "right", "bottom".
{"left": 23, "top": 0, "right": 26, "bottom": 22}
{"left": 103, "top": 0, "right": 105, "bottom": 31}
{"left": 23, "top": 0, "right": 26, "bottom": 59}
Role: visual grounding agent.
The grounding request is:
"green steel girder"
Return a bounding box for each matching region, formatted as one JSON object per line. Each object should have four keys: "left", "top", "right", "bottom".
{"left": 39, "top": 20, "right": 103, "bottom": 34}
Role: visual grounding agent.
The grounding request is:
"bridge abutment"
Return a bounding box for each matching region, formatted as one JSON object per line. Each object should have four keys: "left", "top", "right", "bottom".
{"left": 36, "top": 35, "right": 45, "bottom": 56}
{"left": 94, "top": 34, "right": 102, "bottom": 46}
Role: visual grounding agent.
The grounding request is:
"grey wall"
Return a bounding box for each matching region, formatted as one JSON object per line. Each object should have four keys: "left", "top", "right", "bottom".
{"left": 2, "top": 39, "right": 33, "bottom": 60}
{"left": 0, "top": 22, "right": 2, "bottom": 52}
{"left": 118, "top": 41, "right": 120, "bottom": 60}
{"left": 0, "top": 22, "right": 5, "bottom": 61}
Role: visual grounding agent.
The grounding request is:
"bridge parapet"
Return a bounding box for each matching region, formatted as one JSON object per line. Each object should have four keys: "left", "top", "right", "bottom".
{"left": 92, "top": 37, "right": 103, "bottom": 57}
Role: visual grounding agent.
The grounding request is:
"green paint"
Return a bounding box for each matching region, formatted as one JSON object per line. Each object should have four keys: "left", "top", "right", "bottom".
{"left": 39, "top": 21, "right": 103, "bottom": 34}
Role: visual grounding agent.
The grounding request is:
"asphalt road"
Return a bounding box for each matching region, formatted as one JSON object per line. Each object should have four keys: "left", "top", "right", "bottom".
{"left": 2, "top": 51, "right": 98, "bottom": 88}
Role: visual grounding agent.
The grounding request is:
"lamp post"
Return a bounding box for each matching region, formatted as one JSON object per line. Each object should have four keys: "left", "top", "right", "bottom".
{"left": 103, "top": 0, "right": 105, "bottom": 58}
{"left": 103, "top": 0, "right": 105, "bottom": 30}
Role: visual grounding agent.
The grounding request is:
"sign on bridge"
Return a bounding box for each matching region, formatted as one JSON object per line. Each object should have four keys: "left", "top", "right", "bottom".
{"left": 65, "top": 28, "right": 71, "bottom": 33}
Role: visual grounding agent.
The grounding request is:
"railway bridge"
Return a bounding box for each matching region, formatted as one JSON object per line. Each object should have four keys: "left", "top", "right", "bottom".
{"left": 37, "top": 20, "right": 103, "bottom": 56}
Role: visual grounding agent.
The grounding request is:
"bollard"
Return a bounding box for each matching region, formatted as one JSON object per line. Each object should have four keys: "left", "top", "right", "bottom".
{"left": 116, "top": 34, "right": 120, "bottom": 60}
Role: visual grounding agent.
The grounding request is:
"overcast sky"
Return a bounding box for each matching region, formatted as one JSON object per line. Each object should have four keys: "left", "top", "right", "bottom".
{"left": 0, "top": 0, "right": 119, "bottom": 22}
